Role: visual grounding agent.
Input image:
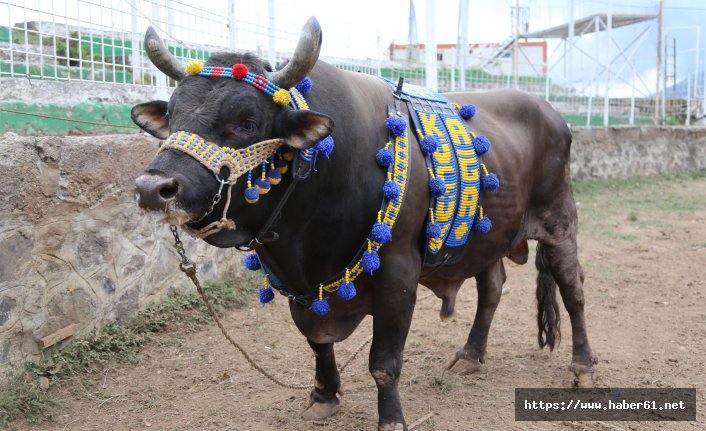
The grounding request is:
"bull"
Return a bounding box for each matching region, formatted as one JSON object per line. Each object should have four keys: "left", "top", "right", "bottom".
{"left": 133, "top": 17, "right": 597, "bottom": 430}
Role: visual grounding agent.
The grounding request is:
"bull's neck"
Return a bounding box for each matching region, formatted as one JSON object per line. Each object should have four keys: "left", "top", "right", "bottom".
{"left": 249, "top": 66, "right": 394, "bottom": 298}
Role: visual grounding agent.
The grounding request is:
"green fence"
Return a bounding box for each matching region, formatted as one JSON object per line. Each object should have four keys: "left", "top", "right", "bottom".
{"left": 0, "top": 101, "right": 138, "bottom": 135}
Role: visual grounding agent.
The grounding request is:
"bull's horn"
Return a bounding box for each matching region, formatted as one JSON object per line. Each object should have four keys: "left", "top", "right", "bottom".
{"left": 144, "top": 26, "right": 185, "bottom": 81}
{"left": 266, "top": 17, "right": 322, "bottom": 89}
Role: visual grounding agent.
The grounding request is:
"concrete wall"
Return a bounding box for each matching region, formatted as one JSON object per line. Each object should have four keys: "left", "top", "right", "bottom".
{"left": 0, "top": 126, "right": 705, "bottom": 382}
{"left": 0, "top": 78, "right": 170, "bottom": 136}
{"left": 0, "top": 133, "right": 239, "bottom": 381}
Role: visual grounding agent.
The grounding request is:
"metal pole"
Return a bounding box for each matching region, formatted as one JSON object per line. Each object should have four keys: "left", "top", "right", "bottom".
{"left": 513, "top": 0, "right": 520, "bottom": 87}
{"left": 703, "top": 38, "right": 706, "bottom": 120}
{"left": 425, "top": 0, "right": 438, "bottom": 91}
{"left": 588, "top": 17, "right": 599, "bottom": 127}
{"left": 130, "top": 0, "right": 140, "bottom": 85}
{"left": 545, "top": 75, "right": 550, "bottom": 101}
{"left": 228, "top": 0, "right": 237, "bottom": 50}
{"left": 568, "top": 0, "right": 574, "bottom": 86}
{"left": 450, "top": 49, "right": 456, "bottom": 91}
{"left": 695, "top": 27, "right": 700, "bottom": 106}
{"left": 603, "top": 2, "right": 612, "bottom": 126}
{"left": 630, "top": 67, "right": 636, "bottom": 125}
{"left": 457, "top": 0, "right": 469, "bottom": 90}
{"left": 686, "top": 74, "right": 692, "bottom": 126}
{"left": 267, "top": 0, "right": 276, "bottom": 67}
{"left": 151, "top": 0, "right": 168, "bottom": 95}
{"left": 166, "top": 0, "right": 174, "bottom": 38}
{"left": 654, "top": 0, "right": 663, "bottom": 124}
{"left": 377, "top": 31, "right": 382, "bottom": 77}
{"left": 662, "top": 37, "right": 667, "bottom": 123}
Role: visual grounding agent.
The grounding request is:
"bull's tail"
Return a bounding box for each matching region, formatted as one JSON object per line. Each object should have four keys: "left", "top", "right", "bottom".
{"left": 535, "top": 243, "right": 561, "bottom": 350}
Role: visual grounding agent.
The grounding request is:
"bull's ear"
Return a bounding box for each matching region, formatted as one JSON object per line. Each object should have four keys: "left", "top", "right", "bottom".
{"left": 131, "top": 101, "right": 170, "bottom": 139}
{"left": 276, "top": 109, "right": 333, "bottom": 149}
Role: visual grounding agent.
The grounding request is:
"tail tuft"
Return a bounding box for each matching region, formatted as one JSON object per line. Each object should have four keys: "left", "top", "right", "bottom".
{"left": 535, "top": 244, "right": 561, "bottom": 350}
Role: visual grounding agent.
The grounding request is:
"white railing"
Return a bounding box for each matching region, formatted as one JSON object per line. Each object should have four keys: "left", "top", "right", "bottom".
{"left": 0, "top": 0, "right": 380, "bottom": 88}
{"left": 0, "top": 0, "right": 701, "bottom": 126}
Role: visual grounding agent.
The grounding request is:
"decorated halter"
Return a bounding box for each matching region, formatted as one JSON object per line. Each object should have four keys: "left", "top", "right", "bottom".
{"left": 185, "top": 60, "right": 292, "bottom": 106}
{"left": 159, "top": 131, "right": 284, "bottom": 184}
{"left": 157, "top": 61, "right": 316, "bottom": 239}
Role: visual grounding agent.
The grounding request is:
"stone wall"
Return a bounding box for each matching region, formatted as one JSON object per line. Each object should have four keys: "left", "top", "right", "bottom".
{"left": 0, "top": 126, "right": 705, "bottom": 382}
{"left": 570, "top": 126, "right": 706, "bottom": 179}
{"left": 0, "top": 133, "right": 239, "bottom": 381}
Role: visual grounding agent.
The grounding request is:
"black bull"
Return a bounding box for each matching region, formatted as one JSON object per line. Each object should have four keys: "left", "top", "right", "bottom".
{"left": 133, "top": 17, "right": 596, "bottom": 430}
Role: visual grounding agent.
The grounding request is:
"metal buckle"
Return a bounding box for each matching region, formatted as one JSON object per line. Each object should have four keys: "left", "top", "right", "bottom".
{"left": 288, "top": 293, "right": 310, "bottom": 306}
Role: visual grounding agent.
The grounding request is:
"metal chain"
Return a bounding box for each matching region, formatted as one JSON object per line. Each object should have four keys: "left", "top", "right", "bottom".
{"left": 192, "top": 178, "right": 228, "bottom": 223}
{"left": 168, "top": 225, "right": 371, "bottom": 390}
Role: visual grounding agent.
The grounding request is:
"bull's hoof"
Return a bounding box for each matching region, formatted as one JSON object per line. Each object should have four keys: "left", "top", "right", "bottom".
{"left": 379, "top": 422, "right": 406, "bottom": 431}
{"left": 567, "top": 357, "right": 598, "bottom": 388}
{"left": 444, "top": 349, "right": 484, "bottom": 376}
{"left": 301, "top": 395, "right": 341, "bottom": 421}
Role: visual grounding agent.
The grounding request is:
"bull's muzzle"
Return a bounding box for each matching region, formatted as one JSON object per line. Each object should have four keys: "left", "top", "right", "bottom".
{"left": 135, "top": 174, "right": 179, "bottom": 211}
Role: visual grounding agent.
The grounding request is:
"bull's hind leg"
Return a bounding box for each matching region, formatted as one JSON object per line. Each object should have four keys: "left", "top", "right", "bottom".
{"left": 536, "top": 241, "right": 597, "bottom": 387}
{"left": 446, "top": 259, "right": 505, "bottom": 374}
{"left": 302, "top": 340, "right": 341, "bottom": 420}
{"left": 533, "top": 185, "right": 598, "bottom": 387}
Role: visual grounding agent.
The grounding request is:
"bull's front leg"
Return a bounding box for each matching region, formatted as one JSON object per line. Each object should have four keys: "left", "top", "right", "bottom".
{"left": 302, "top": 340, "right": 341, "bottom": 420}
{"left": 369, "top": 274, "right": 417, "bottom": 431}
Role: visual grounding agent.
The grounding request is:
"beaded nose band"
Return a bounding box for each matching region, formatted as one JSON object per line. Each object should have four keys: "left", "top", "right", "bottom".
{"left": 159, "top": 131, "right": 285, "bottom": 183}
{"left": 158, "top": 131, "right": 285, "bottom": 239}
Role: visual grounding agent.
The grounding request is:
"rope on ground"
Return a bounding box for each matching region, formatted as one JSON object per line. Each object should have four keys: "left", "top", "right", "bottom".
{"left": 0, "top": 107, "right": 139, "bottom": 129}
{"left": 171, "top": 224, "right": 439, "bottom": 390}
{"left": 408, "top": 412, "right": 435, "bottom": 430}
{"left": 190, "top": 268, "right": 314, "bottom": 390}
{"left": 192, "top": 276, "right": 434, "bottom": 389}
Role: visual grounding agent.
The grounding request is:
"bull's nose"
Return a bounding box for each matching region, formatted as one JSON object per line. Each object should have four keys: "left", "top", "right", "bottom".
{"left": 135, "top": 174, "right": 180, "bottom": 210}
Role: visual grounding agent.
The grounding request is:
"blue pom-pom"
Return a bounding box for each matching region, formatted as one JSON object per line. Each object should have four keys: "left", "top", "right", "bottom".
{"left": 361, "top": 251, "right": 380, "bottom": 274}
{"left": 244, "top": 187, "right": 260, "bottom": 203}
{"left": 426, "top": 222, "right": 442, "bottom": 239}
{"left": 338, "top": 281, "right": 357, "bottom": 301}
{"left": 429, "top": 177, "right": 446, "bottom": 197}
{"left": 386, "top": 116, "right": 406, "bottom": 137}
{"left": 267, "top": 169, "right": 282, "bottom": 185}
{"left": 376, "top": 147, "right": 394, "bottom": 168}
{"left": 474, "top": 216, "right": 492, "bottom": 234}
{"left": 371, "top": 222, "right": 392, "bottom": 244}
{"left": 244, "top": 253, "right": 261, "bottom": 271}
{"left": 275, "top": 159, "right": 289, "bottom": 174}
{"left": 459, "top": 104, "right": 477, "bottom": 120}
{"left": 383, "top": 180, "right": 401, "bottom": 200}
{"left": 420, "top": 135, "right": 438, "bottom": 155}
{"left": 311, "top": 297, "right": 330, "bottom": 315}
{"left": 473, "top": 135, "right": 490, "bottom": 155}
{"left": 259, "top": 286, "right": 275, "bottom": 304}
{"left": 254, "top": 178, "right": 271, "bottom": 193}
{"left": 482, "top": 172, "right": 500, "bottom": 192}
{"left": 295, "top": 76, "right": 312, "bottom": 95}
{"left": 315, "top": 136, "right": 334, "bottom": 158}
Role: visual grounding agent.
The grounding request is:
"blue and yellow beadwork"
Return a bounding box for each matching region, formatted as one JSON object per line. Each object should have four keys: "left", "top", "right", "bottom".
{"left": 382, "top": 77, "right": 500, "bottom": 262}
{"left": 159, "top": 130, "right": 284, "bottom": 183}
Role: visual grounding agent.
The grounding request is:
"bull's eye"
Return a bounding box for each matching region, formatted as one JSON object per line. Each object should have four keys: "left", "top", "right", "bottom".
{"left": 236, "top": 120, "right": 257, "bottom": 133}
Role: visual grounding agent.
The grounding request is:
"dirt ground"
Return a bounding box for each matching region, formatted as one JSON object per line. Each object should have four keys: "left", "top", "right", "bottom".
{"left": 16, "top": 174, "right": 706, "bottom": 431}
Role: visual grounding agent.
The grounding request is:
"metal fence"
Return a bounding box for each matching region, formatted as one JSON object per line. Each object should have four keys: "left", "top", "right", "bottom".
{"left": 0, "top": 0, "right": 378, "bottom": 91}
{"left": 1, "top": 0, "right": 702, "bottom": 127}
